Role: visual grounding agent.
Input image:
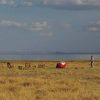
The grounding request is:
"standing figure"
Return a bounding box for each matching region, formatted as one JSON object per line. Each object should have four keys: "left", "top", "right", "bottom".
{"left": 91, "top": 56, "right": 94, "bottom": 68}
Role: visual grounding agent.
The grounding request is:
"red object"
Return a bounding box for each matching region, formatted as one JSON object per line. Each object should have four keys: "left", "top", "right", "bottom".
{"left": 56, "top": 62, "right": 66, "bottom": 68}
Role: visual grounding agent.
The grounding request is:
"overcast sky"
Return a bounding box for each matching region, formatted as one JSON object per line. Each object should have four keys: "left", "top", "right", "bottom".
{"left": 0, "top": 0, "right": 100, "bottom": 52}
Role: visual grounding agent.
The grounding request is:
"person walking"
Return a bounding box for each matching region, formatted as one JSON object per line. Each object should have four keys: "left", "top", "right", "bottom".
{"left": 90, "top": 56, "right": 94, "bottom": 68}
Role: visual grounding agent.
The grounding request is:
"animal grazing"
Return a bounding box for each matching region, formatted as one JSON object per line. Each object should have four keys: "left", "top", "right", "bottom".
{"left": 7, "top": 62, "right": 14, "bottom": 69}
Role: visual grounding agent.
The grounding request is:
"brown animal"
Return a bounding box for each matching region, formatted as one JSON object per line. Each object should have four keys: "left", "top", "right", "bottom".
{"left": 7, "top": 62, "right": 14, "bottom": 69}
{"left": 38, "top": 64, "right": 46, "bottom": 68}
{"left": 18, "top": 63, "right": 31, "bottom": 70}
{"left": 25, "top": 63, "right": 31, "bottom": 70}
{"left": 18, "top": 66, "right": 23, "bottom": 70}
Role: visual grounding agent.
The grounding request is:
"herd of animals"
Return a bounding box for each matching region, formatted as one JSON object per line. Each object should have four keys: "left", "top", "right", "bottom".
{"left": 6, "top": 62, "right": 47, "bottom": 70}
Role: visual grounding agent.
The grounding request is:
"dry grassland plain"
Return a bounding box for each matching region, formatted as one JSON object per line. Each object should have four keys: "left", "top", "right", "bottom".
{"left": 0, "top": 60, "right": 100, "bottom": 100}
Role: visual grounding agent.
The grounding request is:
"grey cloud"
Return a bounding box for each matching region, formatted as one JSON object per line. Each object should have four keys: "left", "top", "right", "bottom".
{"left": 0, "top": 20, "right": 50, "bottom": 31}
{"left": 0, "top": 20, "right": 27, "bottom": 28}
{"left": 41, "top": 0, "right": 100, "bottom": 10}
{"left": 1, "top": 0, "right": 100, "bottom": 9}
{"left": 21, "top": 2, "right": 33, "bottom": 6}
{"left": 42, "top": 0, "right": 100, "bottom": 6}
{"left": 0, "top": 20, "right": 52, "bottom": 37}
{"left": 0, "top": 0, "right": 15, "bottom": 5}
{"left": 0, "top": 19, "right": 71, "bottom": 37}
{"left": 0, "top": 20, "right": 49, "bottom": 32}
{"left": 20, "top": 0, "right": 34, "bottom": 6}
{"left": 88, "top": 20, "right": 100, "bottom": 32}
{"left": 30, "top": 21, "right": 49, "bottom": 31}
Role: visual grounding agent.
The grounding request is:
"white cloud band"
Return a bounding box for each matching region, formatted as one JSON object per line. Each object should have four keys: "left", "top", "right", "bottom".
{"left": 0, "top": 0, "right": 100, "bottom": 9}
{"left": 0, "top": 20, "right": 27, "bottom": 28}
{"left": 0, "top": 0, "right": 15, "bottom": 5}
{"left": 0, "top": 20, "right": 48, "bottom": 31}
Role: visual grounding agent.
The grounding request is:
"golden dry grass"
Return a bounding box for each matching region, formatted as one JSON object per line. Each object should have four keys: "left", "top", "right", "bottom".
{"left": 0, "top": 60, "right": 100, "bottom": 100}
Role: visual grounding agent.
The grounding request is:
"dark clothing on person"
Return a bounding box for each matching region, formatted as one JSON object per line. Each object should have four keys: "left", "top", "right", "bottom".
{"left": 91, "top": 56, "right": 94, "bottom": 68}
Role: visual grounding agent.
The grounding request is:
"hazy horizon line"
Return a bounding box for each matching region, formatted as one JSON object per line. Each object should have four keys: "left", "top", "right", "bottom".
{"left": 0, "top": 51, "right": 100, "bottom": 55}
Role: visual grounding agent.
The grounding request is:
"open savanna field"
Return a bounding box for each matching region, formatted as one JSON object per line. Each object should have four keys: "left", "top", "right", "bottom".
{"left": 0, "top": 60, "right": 100, "bottom": 100}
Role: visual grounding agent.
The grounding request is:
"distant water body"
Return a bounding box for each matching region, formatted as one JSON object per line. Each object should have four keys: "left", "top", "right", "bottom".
{"left": 0, "top": 53, "right": 100, "bottom": 60}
